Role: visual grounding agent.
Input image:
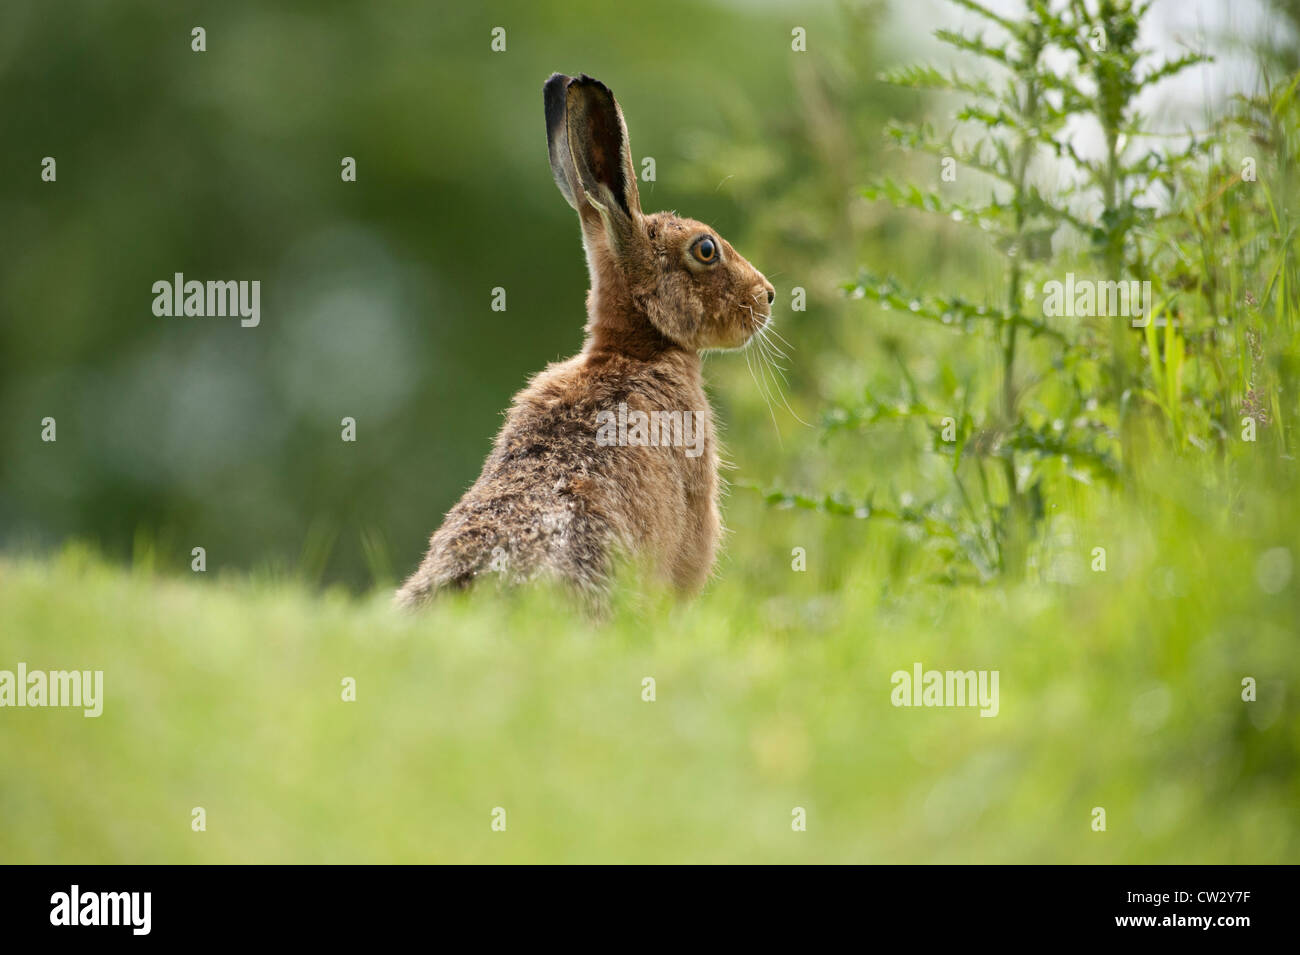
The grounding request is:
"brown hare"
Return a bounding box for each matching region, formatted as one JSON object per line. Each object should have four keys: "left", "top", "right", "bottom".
{"left": 395, "top": 73, "right": 774, "bottom": 612}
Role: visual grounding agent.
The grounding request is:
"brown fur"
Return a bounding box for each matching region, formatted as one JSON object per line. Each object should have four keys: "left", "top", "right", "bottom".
{"left": 396, "top": 73, "right": 773, "bottom": 613}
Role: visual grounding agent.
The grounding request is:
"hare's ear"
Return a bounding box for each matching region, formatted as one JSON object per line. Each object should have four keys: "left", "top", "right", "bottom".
{"left": 545, "top": 73, "right": 643, "bottom": 256}
{"left": 544, "top": 73, "right": 584, "bottom": 211}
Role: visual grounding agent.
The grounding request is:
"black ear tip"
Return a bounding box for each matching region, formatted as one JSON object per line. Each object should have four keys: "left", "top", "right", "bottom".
{"left": 573, "top": 73, "right": 614, "bottom": 97}
{"left": 544, "top": 74, "right": 571, "bottom": 130}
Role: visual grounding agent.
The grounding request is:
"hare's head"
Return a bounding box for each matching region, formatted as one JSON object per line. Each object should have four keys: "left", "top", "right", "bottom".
{"left": 544, "top": 73, "right": 774, "bottom": 352}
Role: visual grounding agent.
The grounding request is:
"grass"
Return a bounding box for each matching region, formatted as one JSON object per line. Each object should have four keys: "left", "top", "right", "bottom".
{"left": 2, "top": 475, "right": 1296, "bottom": 864}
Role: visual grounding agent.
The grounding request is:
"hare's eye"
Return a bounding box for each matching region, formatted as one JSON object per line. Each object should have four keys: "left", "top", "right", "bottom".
{"left": 691, "top": 236, "right": 718, "bottom": 265}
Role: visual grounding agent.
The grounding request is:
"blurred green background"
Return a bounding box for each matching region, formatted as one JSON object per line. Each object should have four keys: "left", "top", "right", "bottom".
{"left": 1, "top": 0, "right": 1297, "bottom": 864}
{"left": 0, "top": 0, "right": 900, "bottom": 585}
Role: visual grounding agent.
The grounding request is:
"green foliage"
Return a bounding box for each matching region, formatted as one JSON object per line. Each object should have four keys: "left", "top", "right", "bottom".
{"left": 764, "top": 0, "right": 1298, "bottom": 583}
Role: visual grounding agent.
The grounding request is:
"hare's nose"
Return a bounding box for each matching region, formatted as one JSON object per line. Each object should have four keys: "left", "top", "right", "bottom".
{"left": 766, "top": 288, "right": 776, "bottom": 306}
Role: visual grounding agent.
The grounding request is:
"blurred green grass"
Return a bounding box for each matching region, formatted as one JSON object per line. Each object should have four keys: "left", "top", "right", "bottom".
{"left": 2, "top": 471, "right": 1295, "bottom": 863}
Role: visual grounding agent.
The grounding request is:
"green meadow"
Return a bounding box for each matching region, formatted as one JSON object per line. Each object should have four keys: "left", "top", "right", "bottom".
{"left": 1, "top": 453, "right": 1296, "bottom": 863}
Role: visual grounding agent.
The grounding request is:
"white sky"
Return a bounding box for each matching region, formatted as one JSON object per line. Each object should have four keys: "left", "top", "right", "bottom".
{"left": 895, "top": 0, "right": 1289, "bottom": 124}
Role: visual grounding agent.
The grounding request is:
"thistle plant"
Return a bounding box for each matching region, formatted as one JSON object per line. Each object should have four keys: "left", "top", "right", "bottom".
{"left": 823, "top": 0, "right": 1212, "bottom": 576}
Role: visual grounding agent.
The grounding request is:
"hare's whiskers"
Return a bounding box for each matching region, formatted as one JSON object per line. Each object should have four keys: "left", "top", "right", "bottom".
{"left": 755, "top": 325, "right": 812, "bottom": 428}
{"left": 743, "top": 333, "right": 783, "bottom": 443}
{"left": 765, "top": 325, "right": 795, "bottom": 352}
{"left": 755, "top": 322, "right": 789, "bottom": 362}
{"left": 738, "top": 300, "right": 807, "bottom": 428}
